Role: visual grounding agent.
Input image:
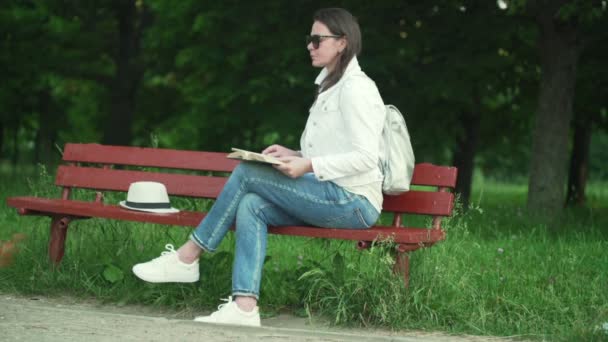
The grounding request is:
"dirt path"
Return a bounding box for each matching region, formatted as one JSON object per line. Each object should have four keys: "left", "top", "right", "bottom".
{"left": 0, "top": 294, "right": 517, "bottom": 342}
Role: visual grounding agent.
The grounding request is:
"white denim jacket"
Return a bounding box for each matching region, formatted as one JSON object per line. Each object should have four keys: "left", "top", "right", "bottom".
{"left": 300, "top": 56, "right": 385, "bottom": 212}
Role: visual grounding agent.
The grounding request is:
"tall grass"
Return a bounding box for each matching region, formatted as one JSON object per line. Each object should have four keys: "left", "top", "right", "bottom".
{"left": 0, "top": 165, "right": 607, "bottom": 341}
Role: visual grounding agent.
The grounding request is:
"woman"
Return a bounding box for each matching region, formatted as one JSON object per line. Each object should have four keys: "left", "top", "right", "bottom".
{"left": 132, "top": 7, "right": 385, "bottom": 327}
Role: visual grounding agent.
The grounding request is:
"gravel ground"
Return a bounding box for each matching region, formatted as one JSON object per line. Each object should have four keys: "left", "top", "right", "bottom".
{"left": 0, "top": 294, "right": 521, "bottom": 342}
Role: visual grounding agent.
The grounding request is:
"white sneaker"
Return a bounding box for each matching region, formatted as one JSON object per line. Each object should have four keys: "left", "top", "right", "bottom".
{"left": 132, "top": 244, "right": 199, "bottom": 283}
{"left": 194, "top": 297, "right": 261, "bottom": 327}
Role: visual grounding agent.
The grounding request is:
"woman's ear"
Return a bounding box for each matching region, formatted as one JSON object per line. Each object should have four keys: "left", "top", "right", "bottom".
{"left": 339, "top": 38, "right": 347, "bottom": 52}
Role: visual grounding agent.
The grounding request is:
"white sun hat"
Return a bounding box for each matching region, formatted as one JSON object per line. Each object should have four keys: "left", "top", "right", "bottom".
{"left": 119, "top": 181, "right": 179, "bottom": 214}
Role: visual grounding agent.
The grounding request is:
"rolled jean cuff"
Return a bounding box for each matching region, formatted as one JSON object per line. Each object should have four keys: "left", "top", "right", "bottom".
{"left": 189, "top": 233, "right": 214, "bottom": 253}
{"left": 232, "top": 290, "right": 259, "bottom": 300}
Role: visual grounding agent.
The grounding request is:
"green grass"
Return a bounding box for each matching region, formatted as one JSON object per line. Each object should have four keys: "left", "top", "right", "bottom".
{"left": 1, "top": 166, "right": 607, "bottom": 341}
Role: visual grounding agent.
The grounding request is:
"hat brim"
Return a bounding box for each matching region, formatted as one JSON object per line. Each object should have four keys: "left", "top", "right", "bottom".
{"left": 119, "top": 201, "right": 180, "bottom": 214}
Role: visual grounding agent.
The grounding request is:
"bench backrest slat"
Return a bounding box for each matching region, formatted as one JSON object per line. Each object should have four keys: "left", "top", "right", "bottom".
{"left": 382, "top": 191, "right": 454, "bottom": 216}
{"left": 63, "top": 143, "right": 238, "bottom": 172}
{"left": 410, "top": 163, "right": 458, "bottom": 188}
{"left": 57, "top": 165, "right": 227, "bottom": 198}
{"left": 59, "top": 144, "right": 457, "bottom": 216}
{"left": 57, "top": 165, "right": 454, "bottom": 216}
{"left": 62, "top": 144, "right": 456, "bottom": 188}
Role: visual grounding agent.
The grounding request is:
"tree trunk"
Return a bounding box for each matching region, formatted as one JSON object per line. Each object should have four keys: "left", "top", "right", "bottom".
{"left": 452, "top": 110, "right": 481, "bottom": 209}
{"left": 102, "top": 0, "right": 141, "bottom": 146}
{"left": 527, "top": 3, "right": 580, "bottom": 219}
{"left": 34, "top": 89, "right": 57, "bottom": 166}
{"left": 0, "top": 121, "right": 4, "bottom": 158}
{"left": 565, "top": 117, "right": 592, "bottom": 206}
{"left": 34, "top": 124, "right": 57, "bottom": 167}
{"left": 11, "top": 122, "right": 19, "bottom": 167}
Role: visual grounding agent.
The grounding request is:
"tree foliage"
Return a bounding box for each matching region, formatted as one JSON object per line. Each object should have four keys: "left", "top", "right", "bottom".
{"left": 1, "top": 0, "right": 607, "bottom": 217}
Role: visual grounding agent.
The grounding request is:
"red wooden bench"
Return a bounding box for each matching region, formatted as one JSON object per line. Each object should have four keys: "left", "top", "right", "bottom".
{"left": 6, "top": 143, "right": 457, "bottom": 285}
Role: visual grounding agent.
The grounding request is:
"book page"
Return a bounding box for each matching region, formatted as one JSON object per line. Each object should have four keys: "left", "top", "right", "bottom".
{"left": 227, "top": 148, "right": 283, "bottom": 165}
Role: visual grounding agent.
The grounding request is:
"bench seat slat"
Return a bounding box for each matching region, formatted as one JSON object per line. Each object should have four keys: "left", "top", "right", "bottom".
{"left": 6, "top": 197, "right": 445, "bottom": 244}
{"left": 63, "top": 143, "right": 239, "bottom": 172}
{"left": 8, "top": 196, "right": 204, "bottom": 226}
{"left": 57, "top": 165, "right": 454, "bottom": 216}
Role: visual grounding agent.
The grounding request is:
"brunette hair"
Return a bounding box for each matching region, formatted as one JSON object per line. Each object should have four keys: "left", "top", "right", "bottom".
{"left": 313, "top": 8, "right": 361, "bottom": 93}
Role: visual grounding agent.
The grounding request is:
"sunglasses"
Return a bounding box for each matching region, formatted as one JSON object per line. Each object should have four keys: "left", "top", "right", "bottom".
{"left": 306, "top": 34, "right": 342, "bottom": 49}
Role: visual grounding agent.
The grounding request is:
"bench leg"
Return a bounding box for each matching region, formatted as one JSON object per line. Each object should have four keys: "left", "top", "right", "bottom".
{"left": 49, "top": 217, "right": 70, "bottom": 265}
{"left": 393, "top": 251, "right": 410, "bottom": 288}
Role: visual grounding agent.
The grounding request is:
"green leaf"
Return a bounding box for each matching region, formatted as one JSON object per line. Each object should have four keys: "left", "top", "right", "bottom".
{"left": 332, "top": 252, "right": 345, "bottom": 283}
{"left": 102, "top": 264, "right": 124, "bottom": 283}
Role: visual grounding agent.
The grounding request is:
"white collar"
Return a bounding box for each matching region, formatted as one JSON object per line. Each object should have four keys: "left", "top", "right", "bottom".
{"left": 314, "top": 56, "right": 361, "bottom": 86}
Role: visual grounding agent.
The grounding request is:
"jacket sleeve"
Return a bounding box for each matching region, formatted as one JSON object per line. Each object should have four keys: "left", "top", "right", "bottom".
{"left": 311, "top": 76, "right": 385, "bottom": 181}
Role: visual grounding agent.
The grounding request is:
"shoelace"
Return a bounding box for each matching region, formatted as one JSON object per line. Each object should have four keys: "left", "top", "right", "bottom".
{"left": 160, "top": 244, "right": 177, "bottom": 256}
{"left": 151, "top": 244, "right": 177, "bottom": 262}
{"left": 216, "top": 296, "right": 233, "bottom": 312}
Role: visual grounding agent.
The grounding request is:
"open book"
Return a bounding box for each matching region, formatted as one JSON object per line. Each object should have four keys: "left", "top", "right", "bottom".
{"left": 227, "top": 148, "right": 283, "bottom": 165}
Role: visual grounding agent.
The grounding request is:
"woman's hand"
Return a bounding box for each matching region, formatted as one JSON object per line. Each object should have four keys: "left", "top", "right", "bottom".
{"left": 273, "top": 156, "right": 313, "bottom": 178}
{"left": 262, "top": 144, "right": 301, "bottom": 158}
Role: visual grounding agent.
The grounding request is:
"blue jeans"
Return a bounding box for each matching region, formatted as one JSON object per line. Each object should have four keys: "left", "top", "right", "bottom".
{"left": 189, "top": 162, "right": 379, "bottom": 299}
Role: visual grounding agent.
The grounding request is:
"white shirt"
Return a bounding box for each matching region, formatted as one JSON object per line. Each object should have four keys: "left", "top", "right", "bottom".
{"left": 300, "top": 56, "right": 385, "bottom": 213}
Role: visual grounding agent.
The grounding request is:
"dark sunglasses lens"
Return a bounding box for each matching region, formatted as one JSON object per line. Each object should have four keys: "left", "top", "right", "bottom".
{"left": 306, "top": 35, "right": 320, "bottom": 48}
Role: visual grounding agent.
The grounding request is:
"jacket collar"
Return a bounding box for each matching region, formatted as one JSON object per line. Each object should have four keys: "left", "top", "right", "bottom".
{"left": 314, "top": 56, "right": 361, "bottom": 87}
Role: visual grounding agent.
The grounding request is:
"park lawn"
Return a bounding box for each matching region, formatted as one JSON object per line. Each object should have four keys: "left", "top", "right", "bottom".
{"left": 0, "top": 166, "right": 606, "bottom": 341}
